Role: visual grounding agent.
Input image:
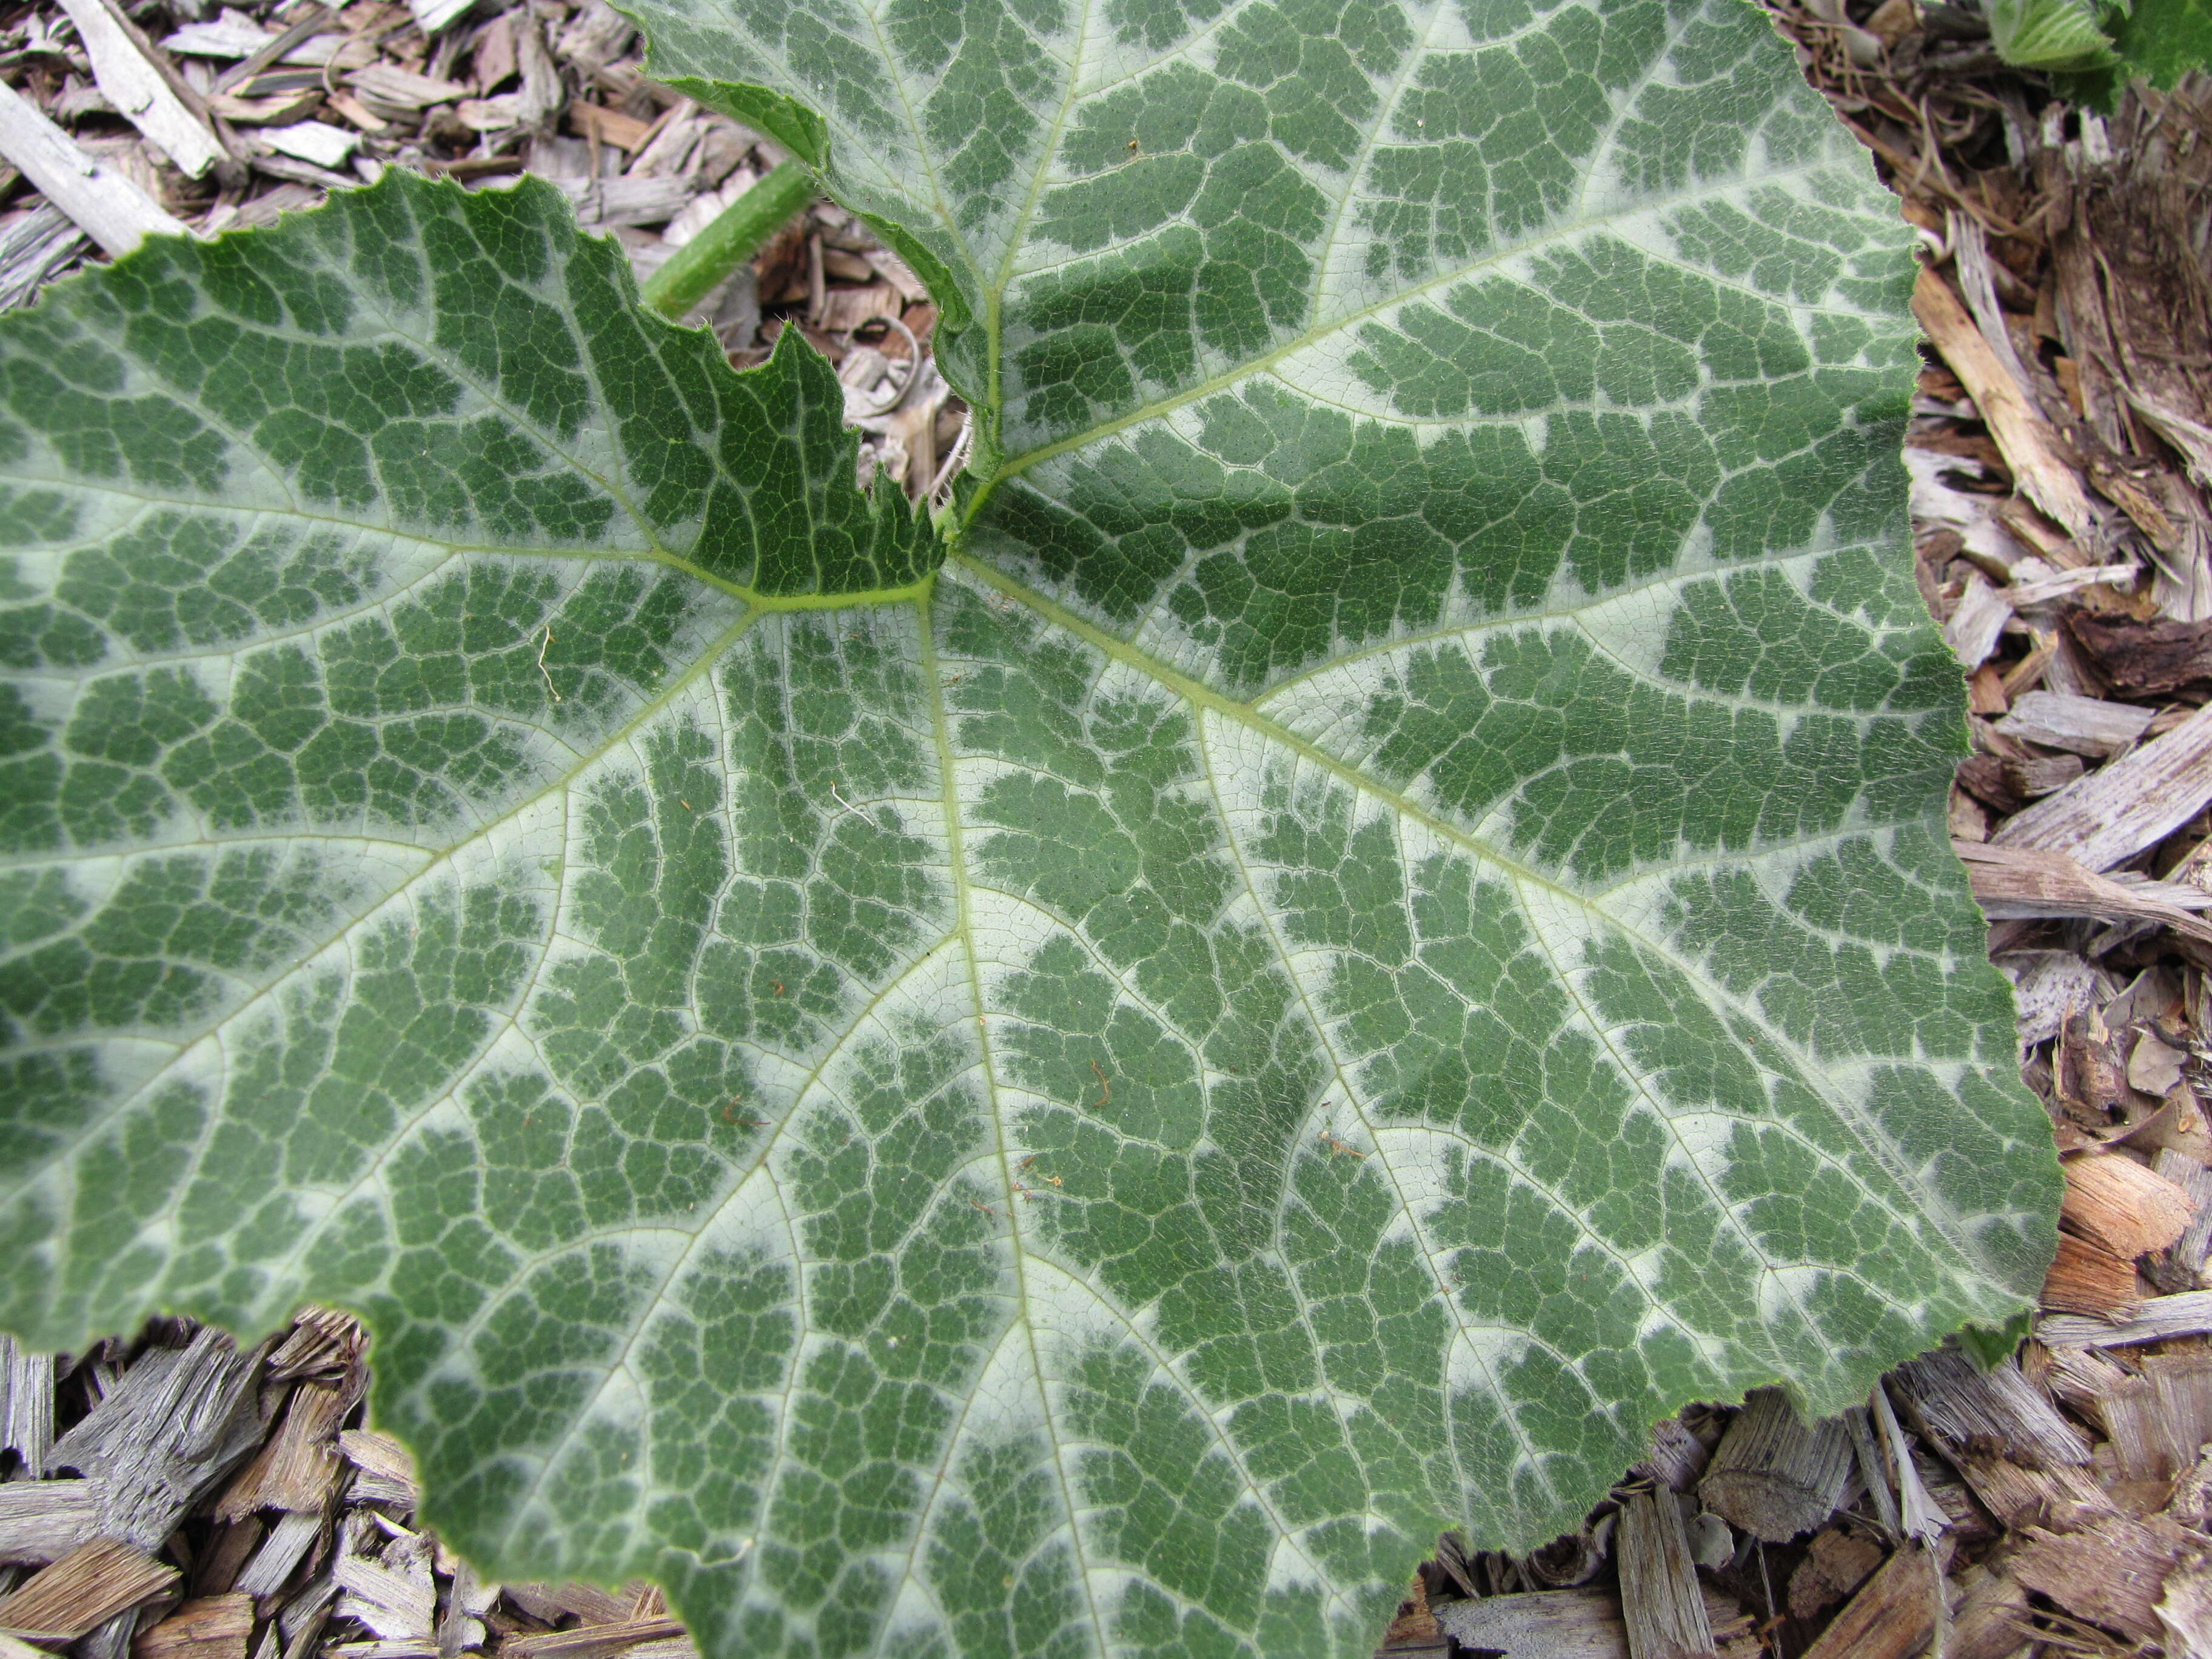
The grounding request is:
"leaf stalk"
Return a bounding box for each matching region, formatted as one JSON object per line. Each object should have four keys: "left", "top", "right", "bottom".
{"left": 640, "top": 158, "right": 814, "bottom": 321}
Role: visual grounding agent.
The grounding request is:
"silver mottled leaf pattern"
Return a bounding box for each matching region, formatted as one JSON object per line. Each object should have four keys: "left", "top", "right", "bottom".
{"left": 1, "top": 5, "right": 2056, "bottom": 1658}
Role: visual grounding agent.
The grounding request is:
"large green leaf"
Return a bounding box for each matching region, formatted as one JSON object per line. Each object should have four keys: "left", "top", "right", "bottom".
{"left": 2109, "top": 0, "right": 2212, "bottom": 85}
{"left": 2, "top": 2, "right": 2057, "bottom": 1655}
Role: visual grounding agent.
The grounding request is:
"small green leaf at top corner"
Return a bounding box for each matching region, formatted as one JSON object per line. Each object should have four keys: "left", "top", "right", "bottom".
{"left": 927, "top": 491, "right": 964, "bottom": 547}
{"left": 941, "top": 457, "right": 1002, "bottom": 536}
{"left": 1955, "top": 1310, "right": 2034, "bottom": 1371}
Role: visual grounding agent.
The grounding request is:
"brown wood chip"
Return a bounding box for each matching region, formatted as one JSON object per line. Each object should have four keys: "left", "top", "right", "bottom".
{"left": 337, "top": 1430, "right": 417, "bottom": 1506}
{"left": 1992, "top": 700, "right": 2212, "bottom": 871}
{"left": 1635, "top": 1417, "right": 1712, "bottom": 1493}
{"left": 193, "top": 1519, "right": 261, "bottom": 1600}
{"left": 2003, "top": 749, "right": 2086, "bottom": 798}
{"left": 1698, "top": 1387, "right": 1854, "bottom": 1542}
{"left": 1786, "top": 1529, "right": 1882, "bottom": 1620}
{"left": 1950, "top": 1447, "right": 2112, "bottom": 1532}
{"left": 2066, "top": 612, "right": 2212, "bottom": 695}
{"left": 131, "top": 1594, "right": 254, "bottom": 1659}
{"left": 2062, "top": 1153, "right": 2198, "bottom": 1259}
{"left": 2100, "top": 1353, "right": 2212, "bottom": 1481}
{"left": 0, "top": 1538, "right": 179, "bottom": 1640}
{"left": 216, "top": 1375, "right": 357, "bottom": 1520}
{"left": 565, "top": 99, "right": 654, "bottom": 151}
{"left": 0, "top": 81, "right": 189, "bottom": 256}
{"left": 2012, "top": 1511, "right": 2189, "bottom": 1639}
{"left": 1947, "top": 1563, "right": 2032, "bottom": 1659}
{"left": 2042, "top": 1227, "right": 2145, "bottom": 1316}
{"left": 813, "top": 281, "right": 903, "bottom": 334}
{"left": 1797, "top": 1540, "right": 1952, "bottom": 1659}
{"left": 266, "top": 1310, "right": 363, "bottom": 1384}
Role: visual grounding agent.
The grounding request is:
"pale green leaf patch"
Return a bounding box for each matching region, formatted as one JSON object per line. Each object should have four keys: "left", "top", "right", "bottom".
{"left": 2, "top": 2, "right": 2057, "bottom": 1657}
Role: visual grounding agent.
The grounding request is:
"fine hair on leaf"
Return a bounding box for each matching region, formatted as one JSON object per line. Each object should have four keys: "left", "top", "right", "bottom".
{"left": 0, "top": 3, "right": 2060, "bottom": 1654}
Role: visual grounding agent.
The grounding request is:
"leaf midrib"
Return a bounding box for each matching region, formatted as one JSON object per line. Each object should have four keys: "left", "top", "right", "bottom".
{"left": 943, "top": 550, "right": 2014, "bottom": 1297}
{"left": 915, "top": 583, "right": 1114, "bottom": 1646}
{"left": 965, "top": 155, "right": 1877, "bottom": 512}
{"left": 17, "top": 498, "right": 1998, "bottom": 1315}
{"left": 13, "top": 475, "right": 937, "bottom": 620}
{"left": 1184, "top": 677, "right": 1560, "bottom": 1513}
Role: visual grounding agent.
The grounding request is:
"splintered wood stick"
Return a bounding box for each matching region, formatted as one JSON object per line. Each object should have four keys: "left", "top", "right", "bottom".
{"left": 0, "top": 81, "right": 187, "bottom": 256}
{"left": 1615, "top": 1489, "right": 1714, "bottom": 1659}
{"left": 53, "top": 0, "right": 226, "bottom": 179}
{"left": 1994, "top": 699, "right": 2212, "bottom": 872}
{"left": 130, "top": 1594, "right": 253, "bottom": 1659}
{"left": 1913, "top": 264, "right": 2099, "bottom": 542}
{"left": 1893, "top": 1345, "right": 2092, "bottom": 1469}
{"left": 1954, "top": 840, "right": 2212, "bottom": 946}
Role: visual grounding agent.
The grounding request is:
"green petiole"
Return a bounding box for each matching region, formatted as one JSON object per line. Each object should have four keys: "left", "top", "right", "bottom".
{"left": 638, "top": 156, "right": 814, "bottom": 320}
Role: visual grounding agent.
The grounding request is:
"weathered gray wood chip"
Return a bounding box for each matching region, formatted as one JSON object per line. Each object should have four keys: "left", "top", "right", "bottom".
{"left": 1893, "top": 1347, "right": 2091, "bottom": 1468}
{"left": 1698, "top": 1387, "right": 1854, "bottom": 1541}
{"left": 51, "top": 1329, "right": 268, "bottom": 1548}
{"left": 1994, "top": 700, "right": 2212, "bottom": 870}
{"left": 1997, "top": 688, "right": 2157, "bottom": 756}
{"left": 1434, "top": 1589, "right": 1629, "bottom": 1658}
{"left": 0, "top": 1480, "right": 102, "bottom": 1565}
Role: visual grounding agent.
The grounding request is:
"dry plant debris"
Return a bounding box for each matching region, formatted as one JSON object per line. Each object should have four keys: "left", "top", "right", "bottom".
{"left": 6, "top": 0, "right": 2212, "bottom": 1652}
